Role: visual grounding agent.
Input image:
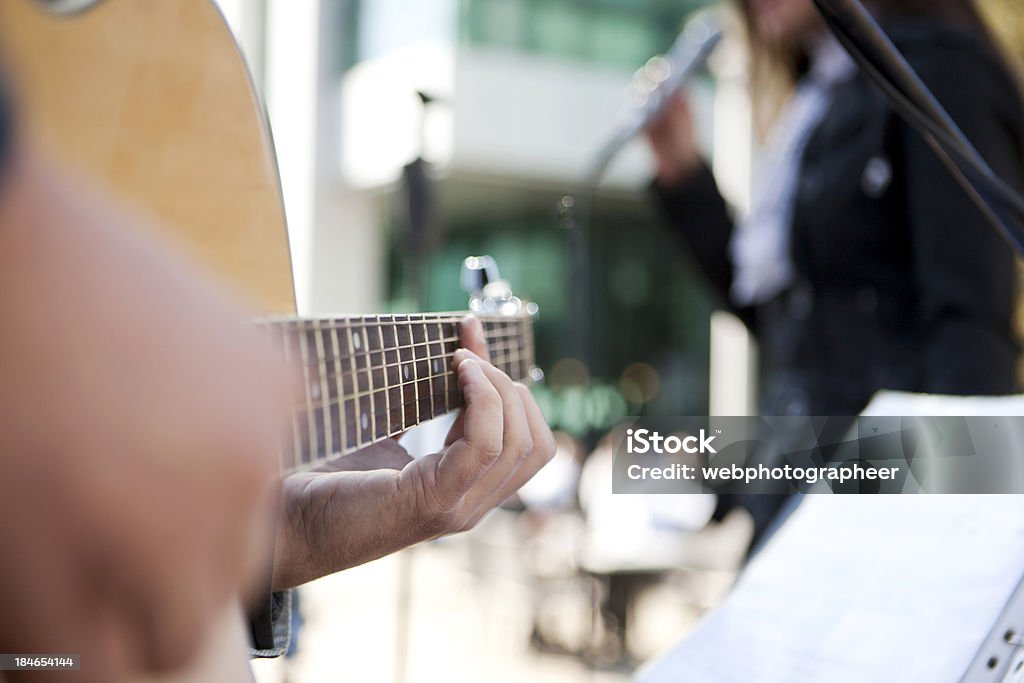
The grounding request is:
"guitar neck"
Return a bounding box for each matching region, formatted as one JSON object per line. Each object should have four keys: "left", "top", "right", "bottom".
{"left": 260, "top": 313, "right": 536, "bottom": 474}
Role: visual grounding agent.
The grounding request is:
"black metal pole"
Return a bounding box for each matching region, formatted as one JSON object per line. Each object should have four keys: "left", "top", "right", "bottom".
{"left": 812, "top": 0, "right": 1024, "bottom": 256}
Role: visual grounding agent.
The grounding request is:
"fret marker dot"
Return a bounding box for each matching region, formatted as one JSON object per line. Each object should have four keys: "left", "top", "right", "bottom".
{"left": 361, "top": 412, "right": 369, "bottom": 430}
{"left": 310, "top": 382, "right": 321, "bottom": 400}
{"left": 352, "top": 332, "right": 361, "bottom": 350}
{"left": 403, "top": 365, "right": 411, "bottom": 380}
{"left": 433, "top": 359, "right": 440, "bottom": 373}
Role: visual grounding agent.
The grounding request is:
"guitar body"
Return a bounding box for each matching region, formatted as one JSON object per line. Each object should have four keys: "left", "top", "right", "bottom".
{"left": 0, "top": 0, "right": 296, "bottom": 314}
{"left": 0, "top": 1, "right": 293, "bottom": 681}
{"left": 0, "top": 3, "right": 539, "bottom": 682}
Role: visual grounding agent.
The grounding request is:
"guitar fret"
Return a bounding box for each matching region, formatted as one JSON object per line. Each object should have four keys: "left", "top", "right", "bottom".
{"left": 374, "top": 321, "right": 388, "bottom": 439}
{"left": 328, "top": 324, "right": 346, "bottom": 454}
{"left": 286, "top": 324, "right": 304, "bottom": 466}
{"left": 273, "top": 313, "right": 533, "bottom": 474}
{"left": 434, "top": 323, "right": 446, "bottom": 419}
{"left": 280, "top": 324, "right": 300, "bottom": 473}
{"left": 355, "top": 322, "right": 372, "bottom": 448}
{"left": 422, "top": 322, "right": 435, "bottom": 421}
{"left": 382, "top": 325, "right": 398, "bottom": 436}
{"left": 297, "top": 324, "right": 317, "bottom": 466}
{"left": 387, "top": 323, "right": 401, "bottom": 434}
{"left": 395, "top": 318, "right": 415, "bottom": 429}
{"left": 358, "top": 392, "right": 372, "bottom": 448}
{"left": 298, "top": 382, "right": 458, "bottom": 433}
{"left": 425, "top": 323, "right": 435, "bottom": 422}
{"left": 312, "top": 322, "right": 332, "bottom": 464}
{"left": 364, "top": 318, "right": 376, "bottom": 445}
{"left": 285, "top": 325, "right": 304, "bottom": 465}
{"left": 344, "top": 322, "right": 360, "bottom": 450}
{"left": 413, "top": 323, "right": 423, "bottom": 426}
{"left": 312, "top": 331, "right": 329, "bottom": 463}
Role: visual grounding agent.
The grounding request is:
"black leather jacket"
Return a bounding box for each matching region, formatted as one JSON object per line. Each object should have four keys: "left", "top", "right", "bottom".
{"left": 653, "top": 21, "right": 1024, "bottom": 416}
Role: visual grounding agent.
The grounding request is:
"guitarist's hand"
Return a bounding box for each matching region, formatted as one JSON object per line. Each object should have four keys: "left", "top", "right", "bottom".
{"left": 273, "top": 316, "right": 556, "bottom": 590}
{"left": 0, "top": 154, "right": 295, "bottom": 681}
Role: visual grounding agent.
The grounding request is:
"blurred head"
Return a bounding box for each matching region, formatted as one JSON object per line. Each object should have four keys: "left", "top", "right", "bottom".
{"left": 737, "top": 0, "right": 988, "bottom": 51}
{"left": 742, "top": 0, "right": 820, "bottom": 50}
{"left": 737, "top": 0, "right": 993, "bottom": 58}
{"left": 736, "top": 0, "right": 999, "bottom": 134}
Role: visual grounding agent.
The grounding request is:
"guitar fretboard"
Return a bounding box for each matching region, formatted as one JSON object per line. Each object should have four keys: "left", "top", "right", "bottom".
{"left": 260, "top": 313, "right": 535, "bottom": 474}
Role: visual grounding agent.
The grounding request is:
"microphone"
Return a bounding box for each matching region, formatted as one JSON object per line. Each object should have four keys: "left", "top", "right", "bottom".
{"left": 585, "top": 10, "right": 723, "bottom": 186}
{"left": 560, "top": 11, "right": 722, "bottom": 374}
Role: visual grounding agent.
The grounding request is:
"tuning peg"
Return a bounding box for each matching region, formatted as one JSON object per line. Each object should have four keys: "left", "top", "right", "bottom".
{"left": 461, "top": 255, "right": 501, "bottom": 297}
{"left": 461, "top": 255, "right": 522, "bottom": 314}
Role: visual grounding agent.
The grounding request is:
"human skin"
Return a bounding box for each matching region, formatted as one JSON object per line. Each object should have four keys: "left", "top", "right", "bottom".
{"left": 272, "top": 316, "right": 557, "bottom": 591}
{"left": 0, "top": 149, "right": 295, "bottom": 682}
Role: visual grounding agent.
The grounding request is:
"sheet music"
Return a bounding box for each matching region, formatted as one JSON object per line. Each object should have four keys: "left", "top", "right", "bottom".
{"left": 863, "top": 392, "right": 1024, "bottom": 417}
{"left": 638, "top": 495, "right": 1024, "bottom": 682}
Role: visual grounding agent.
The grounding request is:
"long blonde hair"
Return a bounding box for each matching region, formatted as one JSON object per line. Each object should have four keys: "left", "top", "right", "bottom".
{"left": 735, "top": 0, "right": 1011, "bottom": 136}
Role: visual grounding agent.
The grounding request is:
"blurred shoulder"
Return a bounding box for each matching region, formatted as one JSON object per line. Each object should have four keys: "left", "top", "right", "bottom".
{"left": 886, "top": 20, "right": 1022, "bottom": 111}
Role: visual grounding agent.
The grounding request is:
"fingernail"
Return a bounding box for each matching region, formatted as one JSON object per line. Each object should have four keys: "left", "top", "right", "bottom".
{"left": 458, "top": 358, "right": 481, "bottom": 377}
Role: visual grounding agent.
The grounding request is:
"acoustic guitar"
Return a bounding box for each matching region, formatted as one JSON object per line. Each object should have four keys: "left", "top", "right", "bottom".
{"left": 0, "top": 0, "right": 539, "bottom": 680}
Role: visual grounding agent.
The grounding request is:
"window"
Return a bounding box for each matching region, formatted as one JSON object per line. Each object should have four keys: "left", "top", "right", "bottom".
{"left": 590, "top": 8, "right": 658, "bottom": 67}
{"left": 461, "top": 0, "right": 717, "bottom": 69}
{"left": 387, "top": 199, "right": 714, "bottom": 437}
{"left": 463, "top": 0, "right": 526, "bottom": 50}
{"left": 530, "top": 1, "right": 587, "bottom": 60}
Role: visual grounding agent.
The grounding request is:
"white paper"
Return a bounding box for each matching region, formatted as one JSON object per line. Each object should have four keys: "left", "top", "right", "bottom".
{"left": 638, "top": 495, "right": 1024, "bottom": 682}
{"left": 641, "top": 393, "right": 1024, "bottom": 682}
{"left": 864, "top": 391, "right": 1024, "bottom": 417}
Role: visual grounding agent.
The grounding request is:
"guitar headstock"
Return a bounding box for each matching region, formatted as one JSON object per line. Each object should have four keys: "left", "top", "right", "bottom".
{"left": 461, "top": 256, "right": 543, "bottom": 384}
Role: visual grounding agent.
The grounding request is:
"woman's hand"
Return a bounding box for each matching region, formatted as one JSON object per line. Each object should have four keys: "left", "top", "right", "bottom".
{"left": 645, "top": 93, "right": 702, "bottom": 186}
{"left": 272, "top": 317, "right": 556, "bottom": 591}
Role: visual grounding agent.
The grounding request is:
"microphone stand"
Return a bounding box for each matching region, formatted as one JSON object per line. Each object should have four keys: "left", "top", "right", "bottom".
{"left": 563, "top": 13, "right": 723, "bottom": 376}
{"left": 812, "top": 0, "right": 1024, "bottom": 256}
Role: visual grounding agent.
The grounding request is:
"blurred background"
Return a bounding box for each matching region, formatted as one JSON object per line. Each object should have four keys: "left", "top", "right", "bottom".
{"left": 205, "top": 1, "right": 1024, "bottom": 681}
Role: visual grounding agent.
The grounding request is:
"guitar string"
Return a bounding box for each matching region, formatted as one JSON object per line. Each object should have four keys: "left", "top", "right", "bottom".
{"left": 286, "top": 329, "right": 528, "bottom": 390}
{"left": 266, "top": 330, "right": 527, "bottom": 369}
{"left": 279, "top": 328, "right": 532, "bottom": 470}
{"left": 281, "top": 348, "right": 532, "bottom": 470}
{"left": 266, "top": 316, "right": 531, "bottom": 460}
{"left": 290, "top": 338, "right": 527, "bottom": 387}
{"left": 291, "top": 347, "right": 529, "bottom": 412}
{"left": 286, "top": 330, "right": 528, "bottom": 377}
{"left": 264, "top": 315, "right": 527, "bottom": 331}
{"left": 267, "top": 323, "right": 526, "bottom": 361}
{"left": 303, "top": 332, "right": 527, "bottom": 420}
{"left": 263, "top": 313, "right": 527, "bottom": 324}
{"left": 262, "top": 316, "right": 529, "bottom": 342}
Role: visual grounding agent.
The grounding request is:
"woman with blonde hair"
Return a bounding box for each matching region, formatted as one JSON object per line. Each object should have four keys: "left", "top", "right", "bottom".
{"left": 646, "top": 0, "right": 1024, "bottom": 539}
